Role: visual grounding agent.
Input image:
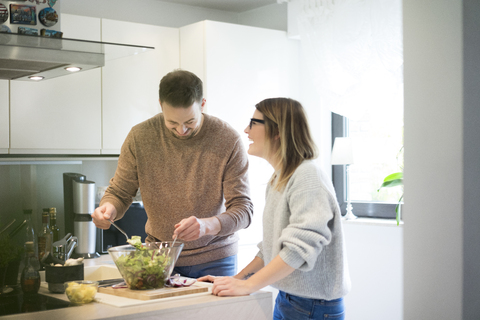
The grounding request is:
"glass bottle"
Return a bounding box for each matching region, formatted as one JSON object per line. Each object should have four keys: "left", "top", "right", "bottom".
{"left": 20, "top": 241, "right": 40, "bottom": 295}
{"left": 23, "top": 209, "right": 38, "bottom": 258}
{"left": 37, "top": 208, "right": 53, "bottom": 268}
{"left": 49, "top": 207, "right": 60, "bottom": 242}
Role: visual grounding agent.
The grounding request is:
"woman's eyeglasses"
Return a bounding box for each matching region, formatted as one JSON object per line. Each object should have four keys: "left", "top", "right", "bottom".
{"left": 249, "top": 118, "right": 265, "bottom": 129}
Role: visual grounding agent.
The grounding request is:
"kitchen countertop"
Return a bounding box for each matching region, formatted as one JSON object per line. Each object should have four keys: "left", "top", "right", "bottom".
{"left": 2, "top": 255, "right": 273, "bottom": 320}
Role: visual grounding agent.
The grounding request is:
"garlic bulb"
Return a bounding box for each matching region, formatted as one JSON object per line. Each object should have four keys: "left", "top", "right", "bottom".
{"left": 64, "top": 257, "right": 84, "bottom": 266}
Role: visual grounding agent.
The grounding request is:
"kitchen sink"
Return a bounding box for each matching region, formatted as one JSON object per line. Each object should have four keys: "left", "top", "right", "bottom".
{"left": 84, "top": 265, "right": 121, "bottom": 281}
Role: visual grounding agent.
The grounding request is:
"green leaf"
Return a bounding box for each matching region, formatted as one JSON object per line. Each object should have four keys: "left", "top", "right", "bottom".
{"left": 383, "top": 172, "right": 403, "bottom": 182}
{"left": 377, "top": 172, "right": 403, "bottom": 191}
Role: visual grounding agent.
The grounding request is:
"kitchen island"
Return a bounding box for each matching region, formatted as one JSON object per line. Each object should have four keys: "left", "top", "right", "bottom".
{"left": 1, "top": 255, "right": 273, "bottom": 320}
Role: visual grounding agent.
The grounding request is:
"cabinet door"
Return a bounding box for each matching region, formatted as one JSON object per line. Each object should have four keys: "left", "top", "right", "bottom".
{"left": 0, "top": 80, "right": 8, "bottom": 153}
{"left": 9, "top": 14, "right": 102, "bottom": 154}
{"left": 101, "top": 19, "right": 179, "bottom": 154}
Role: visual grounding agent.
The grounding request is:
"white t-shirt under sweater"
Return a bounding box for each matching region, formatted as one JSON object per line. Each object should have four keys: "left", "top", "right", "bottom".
{"left": 256, "top": 160, "right": 351, "bottom": 300}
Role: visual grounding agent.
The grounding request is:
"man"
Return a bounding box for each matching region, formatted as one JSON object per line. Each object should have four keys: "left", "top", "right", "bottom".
{"left": 92, "top": 69, "right": 253, "bottom": 277}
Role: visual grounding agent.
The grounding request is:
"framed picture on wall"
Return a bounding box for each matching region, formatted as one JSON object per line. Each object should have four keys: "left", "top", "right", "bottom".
{"left": 10, "top": 4, "right": 36, "bottom": 25}
{"left": 0, "top": 3, "right": 8, "bottom": 24}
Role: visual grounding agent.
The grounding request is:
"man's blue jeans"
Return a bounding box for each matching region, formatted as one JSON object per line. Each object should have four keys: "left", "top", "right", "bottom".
{"left": 172, "top": 255, "right": 237, "bottom": 278}
{"left": 273, "top": 290, "right": 345, "bottom": 320}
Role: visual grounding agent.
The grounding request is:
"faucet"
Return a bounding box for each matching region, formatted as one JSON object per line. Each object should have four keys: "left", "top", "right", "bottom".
{"left": 52, "top": 233, "right": 78, "bottom": 264}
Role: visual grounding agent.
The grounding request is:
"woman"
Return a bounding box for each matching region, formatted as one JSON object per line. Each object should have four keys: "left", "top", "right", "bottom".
{"left": 199, "top": 98, "right": 351, "bottom": 319}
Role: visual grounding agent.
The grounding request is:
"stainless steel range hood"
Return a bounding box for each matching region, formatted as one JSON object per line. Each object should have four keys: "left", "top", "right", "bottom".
{"left": 0, "top": 33, "right": 154, "bottom": 81}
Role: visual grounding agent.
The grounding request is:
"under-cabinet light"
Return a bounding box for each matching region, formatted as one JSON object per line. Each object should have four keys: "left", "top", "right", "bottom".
{"left": 65, "top": 67, "right": 82, "bottom": 72}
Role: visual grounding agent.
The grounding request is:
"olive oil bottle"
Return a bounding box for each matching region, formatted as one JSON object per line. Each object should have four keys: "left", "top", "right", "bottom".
{"left": 38, "top": 208, "right": 53, "bottom": 268}
{"left": 49, "top": 207, "right": 60, "bottom": 242}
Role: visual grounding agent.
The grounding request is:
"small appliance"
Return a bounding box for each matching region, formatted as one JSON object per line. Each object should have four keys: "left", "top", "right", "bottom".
{"left": 63, "top": 172, "right": 99, "bottom": 259}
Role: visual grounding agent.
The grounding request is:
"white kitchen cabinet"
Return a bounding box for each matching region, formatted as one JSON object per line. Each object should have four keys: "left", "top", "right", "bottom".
{"left": 0, "top": 80, "right": 8, "bottom": 153}
{"left": 101, "top": 19, "right": 179, "bottom": 154}
{"left": 9, "top": 14, "right": 102, "bottom": 154}
{"left": 180, "top": 21, "right": 300, "bottom": 246}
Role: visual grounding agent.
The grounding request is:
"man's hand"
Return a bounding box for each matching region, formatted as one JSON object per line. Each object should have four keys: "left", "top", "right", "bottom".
{"left": 91, "top": 202, "right": 117, "bottom": 229}
{"left": 173, "top": 216, "right": 220, "bottom": 241}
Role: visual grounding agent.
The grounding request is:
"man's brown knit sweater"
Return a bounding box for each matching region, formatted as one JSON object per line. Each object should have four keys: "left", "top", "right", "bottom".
{"left": 100, "top": 113, "right": 253, "bottom": 266}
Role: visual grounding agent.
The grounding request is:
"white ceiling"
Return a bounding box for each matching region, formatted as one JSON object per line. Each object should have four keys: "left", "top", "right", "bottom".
{"left": 157, "top": 0, "right": 278, "bottom": 13}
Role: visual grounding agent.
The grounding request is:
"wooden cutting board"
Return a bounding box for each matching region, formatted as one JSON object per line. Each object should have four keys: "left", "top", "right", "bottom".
{"left": 98, "top": 284, "right": 208, "bottom": 300}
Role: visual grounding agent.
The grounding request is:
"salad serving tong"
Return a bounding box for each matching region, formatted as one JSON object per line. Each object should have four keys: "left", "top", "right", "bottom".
{"left": 109, "top": 220, "right": 129, "bottom": 242}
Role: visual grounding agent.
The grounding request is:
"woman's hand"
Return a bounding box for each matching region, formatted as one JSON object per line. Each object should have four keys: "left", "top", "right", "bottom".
{"left": 204, "top": 255, "right": 294, "bottom": 297}
{"left": 210, "top": 276, "right": 254, "bottom": 297}
{"left": 198, "top": 275, "right": 254, "bottom": 296}
{"left": 197, "top": 275, "right": 217, "bottom": 283}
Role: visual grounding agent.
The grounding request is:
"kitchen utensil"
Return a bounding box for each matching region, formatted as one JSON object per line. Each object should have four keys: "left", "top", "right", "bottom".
{"left": 108, "top": 241, "right": 184, "bottom": 290}
{"left": 171, "top": 234, "right": 178, "bottom": 248}
{"left": 8, "top": 220, "right": 26, "bottom": 237}
{"left": 0, "top": 219, "right": 16, "bottom": 235}
{"left": 109, "top": 220, "right": 129, "bottom": 242}
{"left": 97, "top": 278, "right": 125, "bottom": 288}
{"left": 165, "top": 234, "right": 178, "bottom": 262}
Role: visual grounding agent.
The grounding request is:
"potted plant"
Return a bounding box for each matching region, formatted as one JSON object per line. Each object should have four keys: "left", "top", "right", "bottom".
{"left": 378, "top": 146, "right": 404, "bottom": 225}
{"left": 0, "top": 235, "right": 24, "bottom": 292}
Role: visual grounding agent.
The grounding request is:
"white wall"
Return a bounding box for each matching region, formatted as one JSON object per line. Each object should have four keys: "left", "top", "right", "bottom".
{"left": 404, "top": 0, "right": 480, "bottom": 318}
{"left": 285, "top": 2, "right": 403, "bottom": 318}
{"left": 343, "top": 222, "right": 403, "bottom": 320}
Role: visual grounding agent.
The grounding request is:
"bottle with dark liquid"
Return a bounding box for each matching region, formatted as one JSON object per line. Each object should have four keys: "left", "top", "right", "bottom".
{"left": 38, "top": 208, "right": 53, "bottom": 268}
{"left": 49, "top": 207, "right": 60, "bottom": 242}
{"left": 20, "top": 241, "right": 40, "bottom": 295}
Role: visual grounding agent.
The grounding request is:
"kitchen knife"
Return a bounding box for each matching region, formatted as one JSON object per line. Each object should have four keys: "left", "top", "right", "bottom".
{"left": 97, "top": 278, "right": 125, "bottom": 287}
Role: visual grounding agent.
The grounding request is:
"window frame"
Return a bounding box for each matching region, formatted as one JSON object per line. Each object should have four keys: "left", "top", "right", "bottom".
{"left": 332, "top": 113, "right": 398, "bottom": 219}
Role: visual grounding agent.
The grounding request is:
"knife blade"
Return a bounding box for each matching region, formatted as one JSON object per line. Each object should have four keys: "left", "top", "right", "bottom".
{"left": 97, "top": 278, "right": 125, "bottom": 287}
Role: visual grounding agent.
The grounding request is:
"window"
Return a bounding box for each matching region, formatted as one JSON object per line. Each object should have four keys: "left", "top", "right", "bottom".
{"left": 332, "top": 113, "right": 404, "bottom": 219}
{"left": 291, "top": 0, "right": 404, "bottom": 219}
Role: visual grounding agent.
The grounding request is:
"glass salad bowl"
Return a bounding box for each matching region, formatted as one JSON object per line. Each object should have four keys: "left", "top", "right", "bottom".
{"left": 108, "top": 241, "right": 184, "bottom": 290}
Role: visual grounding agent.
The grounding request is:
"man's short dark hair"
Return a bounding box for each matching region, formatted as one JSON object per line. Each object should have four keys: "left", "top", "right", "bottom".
{"left": 159, "top": 69, "right": 203, "bottom": 108}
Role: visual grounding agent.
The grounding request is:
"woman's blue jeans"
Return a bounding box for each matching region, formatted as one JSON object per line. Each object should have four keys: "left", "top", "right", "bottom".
{"left": 172, "top": 255, "right": 237, "bottom": 278}
{"left": 273, "top": 290, "right": 345, "bottom": 320}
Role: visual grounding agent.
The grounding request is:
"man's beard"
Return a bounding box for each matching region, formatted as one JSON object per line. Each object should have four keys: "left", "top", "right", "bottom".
{"left": 169, "top": 114, "right": 204, "bottom": 140}
{"left": 169, "top": 126, "right": 200, "bottom": 140}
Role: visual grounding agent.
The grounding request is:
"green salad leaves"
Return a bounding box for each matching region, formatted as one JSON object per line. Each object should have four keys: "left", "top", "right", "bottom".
{"left": 126, "top": 235, "right": 143, "bottom": 250}
{"left": 115, "top": 237, "right": 171, "bottom": 289}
